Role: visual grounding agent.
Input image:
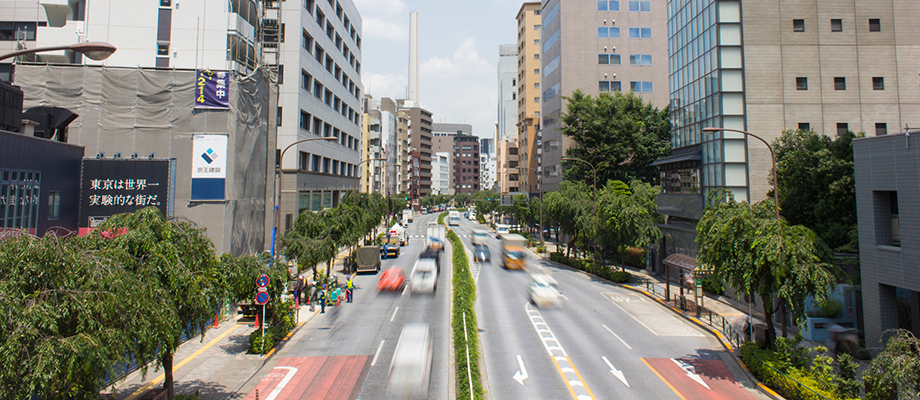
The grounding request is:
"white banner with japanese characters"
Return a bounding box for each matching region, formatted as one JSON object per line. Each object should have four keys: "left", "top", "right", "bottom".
{"left": 191, "top": 134, "right": 228, "bottom": 200}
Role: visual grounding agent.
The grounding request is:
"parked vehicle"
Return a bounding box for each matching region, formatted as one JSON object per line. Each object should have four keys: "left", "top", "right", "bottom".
{"left": 501, "top": 233, "right": 527, "bottom": 270}
{"left": 426, "top": 222, "right": 446, "bottom": 252}
{"left": 403, "top": 209, "right": 413, "bottom": 224}
{"left": 377, "top": 267, "right": 406, "bottom": 291}
{"left": 380, "top": 233, "right": 401, "bottom": 258}
{"left": 495, "top": 224, "right": 510, "bottom": 238}
{"left": 354, "top": 245, "right": 381, "bottom": 273}
{"left": 410, "top": 257, "right": 438, "bottom": 293}
{"left": 389, "top": 223, "right": 408, "bottom": 246}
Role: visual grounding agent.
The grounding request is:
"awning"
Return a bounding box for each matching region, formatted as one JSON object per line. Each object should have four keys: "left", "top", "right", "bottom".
{"left": 662, "top": 253, "right": 697, "bottom": 272}
{"left": 650, "top": 153, "right": 702, "bottom": 166}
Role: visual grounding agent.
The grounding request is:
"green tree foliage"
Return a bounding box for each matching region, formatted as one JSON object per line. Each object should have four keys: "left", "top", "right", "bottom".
{"left": 772, "top": 129, "right": 858, "bottom": 252}
{"left": 471, "top": 190, "right": 499, "bottom": 216}
{"left": 696, "top": 191, "right": 837, "bottom": 348}
{"left": 561, "top": 90, "right": 671, "bottom": 187}
{"left": 543, "top": 181, "right": 593, "bottom": 257}
{"left": 598, "top": 180, "right": 662, "bottom": 269}
{"left": 453, "top": 192, "right": 472, "bottom": 207}
{"left": 864, "top": 329, "right": 920, "bottom": 400}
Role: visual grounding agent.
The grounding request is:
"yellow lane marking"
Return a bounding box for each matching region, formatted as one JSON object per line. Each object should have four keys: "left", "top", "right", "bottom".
{"left": 641, "top": 357, "right": 689, "bottom": 400}
{"left": 566, "top": 356, "right": 597, "bottom": 400}
{"left": 758, "top": 382, "right": 780, "bottom": 397}
{"left": 550, "top": 354, "right": 580, "bottom": 400}
{"left": 125, "top": 324, "right": 242, "bottom": 400}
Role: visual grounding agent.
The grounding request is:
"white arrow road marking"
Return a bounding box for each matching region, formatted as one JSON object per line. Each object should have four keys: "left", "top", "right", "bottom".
{"left": 671, "top": 358, "right": 711, "bottom": 390}
{"left": 265, "top": 366, "right": 298, "bottom": 400}
{"left": 601, "top": 356, "right": 630, "bottom": 388}
{"left": 601, "top": 324, "right": 632, "bottom": 350}
{"left": 513, "top": 354, "right": 529, "bottom": 385}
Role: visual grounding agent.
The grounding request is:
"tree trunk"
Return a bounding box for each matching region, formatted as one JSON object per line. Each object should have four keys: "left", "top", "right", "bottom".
{"left": 762, "top": 295, "right": 777, "bottom": 349}
{"left": 163, "top": 351, "right": 175, "bottom": 400}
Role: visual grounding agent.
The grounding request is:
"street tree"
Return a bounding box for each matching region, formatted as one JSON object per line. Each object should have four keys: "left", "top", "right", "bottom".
{"left": 84, "top": 207, "right": 223, "bottom": 400}
{"left": 0, "top": 232, "right": 167, "bottom": 399}
{"left": 773, "top": 129, "right": 858, "bottom": 252}
{"left": 561, "top": 90, "right": 671, "bottom": 188}
{"left": 472, "top": 190, "right": 499, "bottom": 216}
{"left": 510, "top": 194, "right": 531, "bottom": 231}
{"left": 696, "top": 191, "right": 837, "bottom": 347}
{"left": 863, "top": 329, "right": 920, "bottom": 400}
{"left": 543, "top": 181, "right": 593, "bottom": 257}
{"left": 598, "top": 180, "right": 663, "bottom": 269}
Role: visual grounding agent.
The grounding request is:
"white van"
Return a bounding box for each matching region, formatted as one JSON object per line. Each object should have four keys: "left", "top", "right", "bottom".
{"left": 448, "top": 211, "right": 461, "bottom": 226}
{"left": 495, "top": 224, "right": 510, "bottom": 238}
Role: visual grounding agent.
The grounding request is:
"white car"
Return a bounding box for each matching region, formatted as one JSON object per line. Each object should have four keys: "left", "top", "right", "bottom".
{"left": 410, "top": 258, "right": 438, "bottom": 293}
{"left": 388, "top": 323, "right": 433, "bottom": 396}
{"left": 528, "top": 275, "right": 562, "bottom": 308}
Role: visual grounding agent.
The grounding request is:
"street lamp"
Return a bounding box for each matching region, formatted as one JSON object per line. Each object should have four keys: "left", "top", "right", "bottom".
{"left": 561, "top": 157, "right": 598, "bottom": 268}
{"left": 0, "top": 41, "right": 117, "bottom": 62}
{"left": 354, "top": 157, "right": 387, "bottom": 199}
{"left": 272, "top": 136, "right": 338, "bottom": 257}
{"left": 520, "top": 166, "right": 544, "bottom": 248}
{"left": 702, "top": 126, "right": 781, "bottom": 342}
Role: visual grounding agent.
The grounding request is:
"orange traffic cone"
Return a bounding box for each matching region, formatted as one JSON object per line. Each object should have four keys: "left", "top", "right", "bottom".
{"left": 253, "top": 313, "right": 260, "bottom": 329}
{"left": 212, "top": 314, "right": 220, "bottom": 328}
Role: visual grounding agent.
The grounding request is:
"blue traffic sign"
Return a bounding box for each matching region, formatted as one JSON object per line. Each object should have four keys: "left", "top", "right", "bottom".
{"left": 255, "top": 291, "right": 269, "bottom": 305}
{"left": 256, "top": 274, "right": 270, "bottom": 288}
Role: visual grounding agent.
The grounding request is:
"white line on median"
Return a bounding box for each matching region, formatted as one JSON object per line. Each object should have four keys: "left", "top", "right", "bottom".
{"left": 371, "top": 340, "right": 385, "bottom": 366}
{"left": 601, "top": 324, "right": 633, "bottom": 349}
{"left": 390, "top": 306, "right": 399, "bottom": 322}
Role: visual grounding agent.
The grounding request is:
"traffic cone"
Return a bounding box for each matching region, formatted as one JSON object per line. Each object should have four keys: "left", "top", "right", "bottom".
{"left": 295, "top": 296, "right": 299, "bottom": 309}
{"left": 212, "top": 314, "right": 220, "bottom": 328}
{"left": 253, "top": 313, "right": 260, "bottom": 329}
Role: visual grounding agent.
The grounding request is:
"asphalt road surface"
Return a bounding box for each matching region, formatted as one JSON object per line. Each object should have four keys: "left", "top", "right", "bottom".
{"left": 452, "top": 216, "right": 770, "bottom": 400}
{"left": 242, "top": 212, "right": 450, "bottom": 400}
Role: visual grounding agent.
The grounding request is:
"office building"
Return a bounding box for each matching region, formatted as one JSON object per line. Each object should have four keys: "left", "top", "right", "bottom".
{"left": 496, "top": 137, "right": 519, "bottom": 193}
{"left": 516, "top": 2, "right": 542, "bottom": 194}
{"left": 452, "top": 135, "right": 480, "bottom": 194}
{"left": 431, "top": 151, "right": 450, "bottom": 195}
{"left": 480, "top": 137, "right": 495, "bottom": 191}
{"left": 540, "top": 0, "right": 669, "bottom": 191}
{"left": 398, "top": 101, "right": 433, "bottom": 198}
{"left": 362, "top": 96, "right": 399, "bottom": 196}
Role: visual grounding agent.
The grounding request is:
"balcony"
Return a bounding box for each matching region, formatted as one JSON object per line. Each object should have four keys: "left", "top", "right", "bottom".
{"left": 35, "top": 20, "right": 84, "bottom": 62}
{"left": 655, "top": 193, "right": 704, "bottom": 220}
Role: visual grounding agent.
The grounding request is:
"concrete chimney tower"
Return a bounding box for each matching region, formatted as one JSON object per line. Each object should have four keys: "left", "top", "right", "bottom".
{"left": 408, "top": 11, "right": 419, "bottom": 103}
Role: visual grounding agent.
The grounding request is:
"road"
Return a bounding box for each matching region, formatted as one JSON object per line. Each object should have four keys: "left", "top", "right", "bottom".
{"left": 453, "top": 216, "right": 770, "bottom": 400}
{"left": 241, "top": 212, "right": 450, "bottom": 400}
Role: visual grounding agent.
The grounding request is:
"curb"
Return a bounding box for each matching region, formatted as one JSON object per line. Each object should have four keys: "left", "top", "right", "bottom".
{"left": 537, "top": 254, "right": 785, "bottom": 400}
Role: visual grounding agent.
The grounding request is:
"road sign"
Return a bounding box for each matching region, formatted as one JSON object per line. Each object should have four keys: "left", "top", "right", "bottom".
{"left": 255, "top": 291, "right": 269, "bottom": 305}
{"left": 256, "top": 274, "right": 270, "bottom": 288}
{"left": 501, "top": 195, "right": 513, "bottom": 206}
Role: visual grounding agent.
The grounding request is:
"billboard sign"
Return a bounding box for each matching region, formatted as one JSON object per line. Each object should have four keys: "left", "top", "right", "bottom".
{"left": 191, "top": 134, "right": 228, "bottom": 200}
{"left": 195, "top": 70, "right": 230, "bottom": 109}
{"left": 79, "top": 158, "right": 176, "bottom": 235}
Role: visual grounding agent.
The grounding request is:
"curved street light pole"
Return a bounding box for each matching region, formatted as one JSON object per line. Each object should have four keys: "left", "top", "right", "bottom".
{"left": 562, "top": 157, "right": 598, "bottom": 268}
{"left": 0, "top": 41, "right": 117, "bottom": 62}
{"left": 521, "top": 166, "right": 544, "bottom": 247}
{"left": 702, "top": 126, "right": 782, "bottom": 341}
{"left": 272, "top": 136, "right": 337, "bottom": 257}
{"left": 354, "top": 157, "right": 387, "bottom": 200}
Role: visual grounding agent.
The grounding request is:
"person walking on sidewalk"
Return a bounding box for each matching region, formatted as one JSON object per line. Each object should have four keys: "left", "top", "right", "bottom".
{"left": 346, "top": 275, "right": 354, "bottom": 302}
{"left": 319, "top": 284, "right": 327, "bottom": 314}
{"left": 309, "top": 282, "right": 317, "bottom": 312}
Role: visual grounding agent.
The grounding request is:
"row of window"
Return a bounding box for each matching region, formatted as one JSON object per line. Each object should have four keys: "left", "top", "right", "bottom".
{"left": 304, "top": 0, "right": 361, "bottom": 50}
{"left": 298, "top": 109, "right": 359, "bottom": 151}
{"left": 596, "top": 1, "right": 651, "bottom": 12}
{"left": 302, "top": 30, "right": 361, "bottom": 95}
{"left": 795, "top": 76, "right": 886, "bottom": 91}
{"left": 296, "top": 151, "right": 356, "bottom": 177}
{"left": 300, "top": 69, "right": 361, "bottom": 125}
{"left": 798, "top": 122, "right": 889, "bottom": 136}
{"left": 598, "top": 27, "right": 653, "bottom": 38}
{"left": 793, "top": 18, "right": 882, "bottom": 33}
{"left": 0, "top": 21, "right": 41, "bottom": 41}
{"left": 598, "top": 53, "right": 653, "bottom": 65}
{"left": 599, "top": 81, "right": 654, "bottom": 93}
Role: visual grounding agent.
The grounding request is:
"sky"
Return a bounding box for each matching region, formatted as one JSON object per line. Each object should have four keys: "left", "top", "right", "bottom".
{"left": 354, "top": 0, "right": 527, "bottom": 139}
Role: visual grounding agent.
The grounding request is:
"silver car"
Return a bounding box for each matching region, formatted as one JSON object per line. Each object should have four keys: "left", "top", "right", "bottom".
{"left": 388, "top": 323, "right": 433, "bottom": 396}
{"left": 410, "top": 258, "right": 438, "bottom": 293}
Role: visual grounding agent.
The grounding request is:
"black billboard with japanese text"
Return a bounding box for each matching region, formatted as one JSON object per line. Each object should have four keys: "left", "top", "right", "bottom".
{"left": 79, "top": 159, "right": 176, "bottom": 235}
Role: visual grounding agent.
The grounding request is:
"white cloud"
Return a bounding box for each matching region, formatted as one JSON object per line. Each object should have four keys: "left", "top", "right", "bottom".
{"left": 354, "top": 0, "right": 410, "bottom": 42}
{"left": 419, "top": 37, "right": 496, "bottom": 137}
{"left": 362, "top": 72, "right": 408, "bottom": 99}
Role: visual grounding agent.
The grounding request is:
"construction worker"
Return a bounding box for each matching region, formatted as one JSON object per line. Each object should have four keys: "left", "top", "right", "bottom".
{"left": 319, "top": 284, "right": 327, "bottom": 314}
{"left": 346, "top": 275, "right": 354, "bottom": 302}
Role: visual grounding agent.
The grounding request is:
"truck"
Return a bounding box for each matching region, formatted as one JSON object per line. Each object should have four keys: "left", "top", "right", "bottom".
{"left": 402, "top": 209, "right": 413, "bottom": 224}
{"left": 501, "top": 233, "right": 528, "bottom": 270}
{"left": 354, "top": 245, "right": 382, "bottom": 273}
{"left": 426, "top": 222, "right": 446, "bottom": 252}
{"left": 388, "top": 223, "right": 409, "bottom": 246}
{"left": 448, "top": 211, "right": 461, "bottom": 226}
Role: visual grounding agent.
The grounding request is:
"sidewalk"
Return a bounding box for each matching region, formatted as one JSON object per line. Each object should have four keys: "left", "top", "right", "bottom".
{"left": 106, "top": 247, "right": 354, "bottom": 400}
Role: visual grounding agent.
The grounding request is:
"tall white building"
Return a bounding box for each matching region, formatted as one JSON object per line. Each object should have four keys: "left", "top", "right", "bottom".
{"left": 497, "top": 44, "right": 518, "bottom": 142}
{"left": 431, "top": 151, "right": 450, "bottom": 195}
{"left": 363, "top": 96, "right": 399, "bottom": 196}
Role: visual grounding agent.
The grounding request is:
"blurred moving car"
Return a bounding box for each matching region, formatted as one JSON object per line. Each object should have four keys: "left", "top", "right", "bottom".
{"left": 388, "top": 323, "right": 432, "bottom": 397}
{"left": 377, "top": 267, "right": 406, "bottom": 291}
{"left": 473, "top": 244, "right": 491, "bottom": 263}
{"left": 495, "top": 224, "right": 510, "bottom": 238}
{"left": 410, "top": 257, "right": 438, "bottom": 293}
{"left": 528, "top": 274, "right": 562, "bottom": 307}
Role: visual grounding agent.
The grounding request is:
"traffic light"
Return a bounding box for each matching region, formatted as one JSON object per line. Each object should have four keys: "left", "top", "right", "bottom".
{"left": 404, "top": 197, "right": 409, "bottom": 201}
{"left": 486, "top": 198, "right": 491, "bottom": 201}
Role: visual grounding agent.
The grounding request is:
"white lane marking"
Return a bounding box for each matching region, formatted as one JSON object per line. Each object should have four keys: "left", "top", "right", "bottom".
{"left": 601, "top": 324, "right": 633, "bottom": 350}
{"left": 526, "top": 304, "right": 596, "bottom": 399}
{"left": 265, "top": 366, "right": 298, "bottom": 400}
{"left": 605, "top": 294, "right": 660, "bottom": 336}
{"left": 671, "top": 358, "right": 711, "bottom": 390}
{"left": 401, "top": 284, "right": 409, "bottom": 296}
{"left": 390, "top": 306, "right": 399, "bottom": 322}
{"left": 558, "top": 293, "right": 570, "bottom": 300}
{"left": 370, "top": 340, "right": 385, "bottom": 366}
{"left": 601, "top": 356, "right": 630, "bottom": 388}
{"left": 513, "top": 354, "right": 529, "bottom": 385}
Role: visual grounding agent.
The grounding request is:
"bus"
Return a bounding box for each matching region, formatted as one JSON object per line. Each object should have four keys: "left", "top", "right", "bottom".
{"left": 448, "top": 211, "right": 461, "bottom": 226}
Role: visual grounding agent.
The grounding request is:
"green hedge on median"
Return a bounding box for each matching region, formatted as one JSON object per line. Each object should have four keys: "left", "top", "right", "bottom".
{"left": 438, "top": 211, "right": 447, "bottom": 225}
{"left": 447, "top": 228, "right": 484, "bottom": 400}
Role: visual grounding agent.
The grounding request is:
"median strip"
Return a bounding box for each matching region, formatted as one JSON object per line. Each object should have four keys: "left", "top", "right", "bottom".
{"left": 447, "top": 224, "right": 484, "bottom": 400}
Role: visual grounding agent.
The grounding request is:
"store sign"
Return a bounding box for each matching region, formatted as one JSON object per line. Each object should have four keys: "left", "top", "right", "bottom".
{"left": 190, "top": 134, "right": 228, "bottom": 200}
{"left": 195, "top": 70, "right": 230, "bottom": 109}
{"left": 79, "top": 159, "right": 175, "bottom": 235}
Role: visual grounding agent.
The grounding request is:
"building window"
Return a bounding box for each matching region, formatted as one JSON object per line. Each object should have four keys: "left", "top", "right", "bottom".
{"left": 160, "top": 0, "right": 171, "bottom": 6}
{"left": 869, "top": 19, "right": 880, "bottom": 32}
{"left": 873, "top": 77, "right": 884, "bottom": 90}
{"left": 534, "top": 24, "right": 541, "bottom": 30}
{"left": 627, "top": 1, "right": 650, "bottom": 12}
{"left": 834, "top": 77, "right": 846, "bottom": 90}
{"left": 157, "top": 44, "right": 169, "bottom": 56}
{"left": 598, "top": 1, "right": 620, "bottom": 11}
{"left": 598, "top": 54, "right": 621, "bottom": 65}
{"left": 798, "top": 123, "right": 810, "bottom": 131}
{"left": 793, "top": 19, "right": 805, "bottom": 32}
{"left": 302, "top": 30, "right": 313, "bottom": 53}
{"left": 597, "top": 27, "right": 621, "bottom": 38}
{"left": 876, "top": 123, "right": 887, "bottom": 136}
{"left": 796, "top": 77, "right": 808, "bottom": 90}
{"left": 874, "top": 191, "right": 900, "bottom": 246}
{"left": 534, "top": 68, "right": 540, "bottom": 74}
{"left": 47, "top": 191, "right": 61, "bottom": 220}
{"left": 630, "top": 81, "right": 653, "bottom": 93}
{"left": 299, "top": 151, "right": 310, "bottom": 170}
{"left": 300, "top": 110, "right": 311, "bottom": 130}
{"left": 629, "top": 54, "right": 652, "bottom": 65}
{"left": 534, "top": 9, "right": 541, "bottom": 15}
{"left": 534, "top": 54, "right": 540, "bottom": 60}
{"left": 628, "top": 27, "right": 651, "bottom": 39}
{"left": 837, "top": 123, "right": 848, "bottom": 135}
{"left": 599, "top": 81, "right": 622, "bottom": 92}
{"left": 301, "top": 69, "right": 312, "bottom": 92}
{"left": 831, "top": 19, "right": 842, "bottom": 32}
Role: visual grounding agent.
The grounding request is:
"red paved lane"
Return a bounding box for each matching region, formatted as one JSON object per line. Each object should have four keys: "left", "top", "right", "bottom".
{"left": 643, "top": 357, "right": 758, "bottom": 400}
{"left": 243, "top": 356, "right": 371, "bottom": 400}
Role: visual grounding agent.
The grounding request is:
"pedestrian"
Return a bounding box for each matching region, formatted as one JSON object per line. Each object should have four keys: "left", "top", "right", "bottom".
{"left": 293, "top": 277, "right": 303, "bottom": 308}
{"left": 383, "top": 243, "right": 389, "bottom": 260}
{"left": 319, "top": 284, "right": 327, "bottom": 314}
{"left": 308, "top": 281, "right": 317, "bottom": 312}
{"left": 346, "top": 275, "right": 354, "bottom": 302}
